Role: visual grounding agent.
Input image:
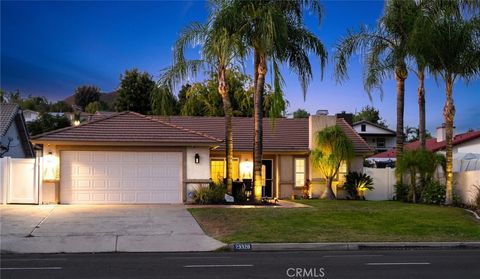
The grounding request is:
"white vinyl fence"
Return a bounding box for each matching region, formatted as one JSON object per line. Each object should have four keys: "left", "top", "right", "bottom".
{"left": 0, "top": 157, "right": 42, "bottom": 204}
{"left": 364, "top": 167, "right": 480, "bottom": 205}
{"left": 454, "top": 170, "right": 480, "bottom": 206}
{"left": 363, "top": 167, "right": 396, "bottom": 200}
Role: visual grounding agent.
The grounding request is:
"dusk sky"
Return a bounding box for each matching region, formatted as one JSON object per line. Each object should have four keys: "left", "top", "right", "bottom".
{"left": 1, "top": 0, "right": 479, "bottom": 134}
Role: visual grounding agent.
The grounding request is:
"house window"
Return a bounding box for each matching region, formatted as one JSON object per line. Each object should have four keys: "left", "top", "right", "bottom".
{"left": 210, "top": 158, "right": 240, "bottom": 183}
{"left": 294, "top": 158, "right": 306, "bottom": 187}
{"left": 361, "top": 124, "right": 366, "bottom": 132}
{"left": 377, "top": 138, "right": 386, "bottom": 148}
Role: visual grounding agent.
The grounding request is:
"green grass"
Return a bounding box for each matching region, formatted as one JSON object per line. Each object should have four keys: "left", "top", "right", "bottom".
{"left": 188, "top": 200, "right": 480, "bottom": 243}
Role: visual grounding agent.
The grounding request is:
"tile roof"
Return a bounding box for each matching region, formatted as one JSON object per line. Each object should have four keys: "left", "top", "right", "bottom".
{"left": 370, "top": 131, "right": 480, "bottom": 159}
{"left": 153, "top": 116, "right": 310, "bottom": 152}
{"left": 1, "top": 103, "right": 20, "bottom": 136}
{"left": 153, "top": 116, "right": 372, "bottom": 154}
{"left": 31, "top": 111, "right": 223, "bottom": 146}
{"left": 336, "top": 118, "right": 374, "bottom": 154}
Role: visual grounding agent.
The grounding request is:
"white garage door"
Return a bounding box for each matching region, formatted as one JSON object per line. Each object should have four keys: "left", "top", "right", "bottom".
{"left": 60, "top": 151, "right": 182, "bottom": 204}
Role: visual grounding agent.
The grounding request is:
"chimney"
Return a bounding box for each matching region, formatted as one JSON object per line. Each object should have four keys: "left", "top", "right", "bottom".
{"left": 309, "top": 114, "right": 337, "bottom": 149}
{"left": 336, "top": 111, "right": 353, "bottom": 126}
{"left": 316, "top": 109, "right": 329, "bottom": 116}
{"left": 436, "top": 124, "right": 455, "bottom": 142}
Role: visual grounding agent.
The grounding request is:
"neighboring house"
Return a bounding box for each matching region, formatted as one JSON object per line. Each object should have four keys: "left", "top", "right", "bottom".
{"left": 31, "top": 111, "right": 372, "bottom": 204}
{"left": 369, "top": 125, "right": 480, "bottom": 163}
{"left": 0, "top": 104, "right": 35, "bottom": 158}
{"left": 22, "top": 109, "right": 40, "bottom": 123}
{"left": 352, "top": 120, "right": 396, "bottom": 153}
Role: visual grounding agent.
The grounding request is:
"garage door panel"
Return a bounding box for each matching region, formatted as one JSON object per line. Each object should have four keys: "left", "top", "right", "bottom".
{"left": 61, "top": 151, "right": 182, "bottom": 204}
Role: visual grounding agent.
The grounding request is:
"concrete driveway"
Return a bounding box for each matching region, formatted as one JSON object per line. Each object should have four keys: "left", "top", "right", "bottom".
{"left": 0, "top": 205, "right": 224, "bottom": 253}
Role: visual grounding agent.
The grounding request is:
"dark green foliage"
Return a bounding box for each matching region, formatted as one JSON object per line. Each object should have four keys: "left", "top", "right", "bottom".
{"left": 421, "top": 180, "right": 446, "bottom": 205}
{"left": 353, "top": 106, "right": 387, "bottom": 127}
{"left": 343, "top": 172, "right": 374, "bottom": 200}
{"left": 115, "top": 69, "right": 155, "bottom": 114}
{"left": 293, "top": 109, "right": 310, "bottom": 118}
{"left": 27, "top": 113, "right": 71, "bottom": 136}
{"left": 21, "top": 95, "right": 51, "bottom": 113}
{"left": 85, "top": 101, "right": 109, "bottom": 114}
{"left": 396, "top": 149, "right": 445, "bottom": 203}
{"left": 394, "top": 183, "right": 410, "bottom": 202}
{"left": 50, "top": 101, "right": 72, "bottom": 112}
{"left": 193, "top": 183, "right": 227, "bottom": 205}
{"left": 74, "top": 86, "right": 100, "bottom": 109}
{"left": 150, "top": 85, "right": 179, "bottom": 116}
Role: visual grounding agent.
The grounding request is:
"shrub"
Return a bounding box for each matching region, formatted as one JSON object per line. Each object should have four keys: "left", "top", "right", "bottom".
{"left": 394, "top": 183, "right": 410, "bottom": 202}
{"left": 421, "top": 180, "right": 446, "bottom": 205}
{"left": 343, "top": 172, "right": 374, "bottom": 200}
{"left": 193, "top": 183, "right": 226, "bottom": 204}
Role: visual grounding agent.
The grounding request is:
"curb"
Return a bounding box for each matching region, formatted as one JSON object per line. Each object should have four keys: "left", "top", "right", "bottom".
{"left": 227, "top": 242, "right": 480, "bottom": 252}
{"left": 465, "top": 209, "right": 480, "bottom": 220}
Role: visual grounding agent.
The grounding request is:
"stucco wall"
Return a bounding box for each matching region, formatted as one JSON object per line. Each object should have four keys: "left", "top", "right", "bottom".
{"left": 454, "top": 170, "right": 480, "bottom": 206}
{"left": 454, "top": 138, "right": 480, "bottom": 154}
{"left": 353, "top": 123, "right": 392, "bottom": 134}
{"left": 1, "top": 122, "right": 26, "bottom": 158}
{"left": 186, "top": 147, "right": 210, "bottom": 180}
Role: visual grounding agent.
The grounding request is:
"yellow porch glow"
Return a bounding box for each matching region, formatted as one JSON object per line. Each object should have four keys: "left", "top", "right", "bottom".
{"left": 240, "top": 160, "right": 253, "bottom": 179}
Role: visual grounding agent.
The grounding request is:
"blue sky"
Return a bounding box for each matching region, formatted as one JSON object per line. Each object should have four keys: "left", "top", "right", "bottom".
{"left": 1, "top": 0, "right": 479, "bottom": 134}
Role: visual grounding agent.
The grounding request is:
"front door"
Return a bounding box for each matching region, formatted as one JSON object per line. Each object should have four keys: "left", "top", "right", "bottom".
{"left": 262, "top": 160, "right": 273, "bottom": 198}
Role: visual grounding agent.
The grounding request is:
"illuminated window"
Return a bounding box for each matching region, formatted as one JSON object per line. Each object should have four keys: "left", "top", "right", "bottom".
{"left": 295, "top": 158, "right": 306, "bottom": 187}
{"left": 210, "top": 158, "right": 239, "bottom": 183}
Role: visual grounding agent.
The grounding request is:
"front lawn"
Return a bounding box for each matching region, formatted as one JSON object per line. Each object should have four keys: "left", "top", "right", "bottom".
{"left": 188, "top": 200, "right": 480, "bottom": 243}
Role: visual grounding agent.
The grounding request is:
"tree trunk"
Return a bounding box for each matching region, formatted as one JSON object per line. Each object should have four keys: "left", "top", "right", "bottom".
{"left": 321, "top": 177, "right": 336, "bottom": 200}
{"left": 444, "top": 77, "right": 455, "bottom": 205}
{"left": 395, "top": 66, "right": 407, "bottom": 185}
{"left": 218, "top": 65, "right": 233, "bottom": 194}
{"left": 253, "top": 51, "right": 266, "bottom": 201}
{"left": 418, "top": 69, "right": 426, "bottom": 149}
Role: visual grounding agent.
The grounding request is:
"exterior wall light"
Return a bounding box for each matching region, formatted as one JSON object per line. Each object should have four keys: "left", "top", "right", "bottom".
{"left": 73, "top": 120, "right": 81, "bottom": 126}
{"left": 194, "top": 153, "right": 200, "bottom": 164}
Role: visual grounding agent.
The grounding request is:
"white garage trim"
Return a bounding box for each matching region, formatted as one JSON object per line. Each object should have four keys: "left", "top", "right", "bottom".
{"left": 60, "top": 151, "right": 183, "bottom": 204}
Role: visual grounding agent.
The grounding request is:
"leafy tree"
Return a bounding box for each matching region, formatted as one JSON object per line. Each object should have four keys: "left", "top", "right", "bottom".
{"left": 353, "top": 106, "right": 388, "bottom": 127}
{"left": 20, "top": 95, "right": 50, "bottom": 112}
{"left": 177, "top": 83, "right": 191, "bottom": 112}
{"left": 293, "top": 109, "right": 310, "bottom": 118}
{"left": 404, "top": 125, "right": 432, "bottom": 143}
{"left": 217, "top": 0, "right": 327, "bottom": 200}
{"left": 151, "top": 85, "right": 179, "bottom": 116}
{"left": 27, "top": 113, "right": 71, "bottom": 136}
{"left": 424, "top": 1, "right": 480, "bottom": 204}
{"left": 74, "top": 85, "right": 100, "bottom": 109}
{"left": 115, "top": 69, "right": 155, "bottom": 114}
{"left": 85, "top": 101, "right": 108, "bottom": 114}
{"left": 311, "top": 125, "right": 355, "bottom": 200}
{"left": 50, "top": 101, "right": 73, "bottom": 112}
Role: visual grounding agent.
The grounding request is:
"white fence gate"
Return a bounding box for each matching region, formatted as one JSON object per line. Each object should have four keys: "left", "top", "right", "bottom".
{"left": 0, "top": 157, "right": 42, "bottom": 204}
{"left": 363, "top": 167, "right": 396, "bottom": 200}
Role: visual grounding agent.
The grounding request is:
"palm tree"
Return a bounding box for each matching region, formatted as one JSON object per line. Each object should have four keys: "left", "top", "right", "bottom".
{"left": 425, "top": 3, "right": 480, "bottom": 204}
{"left": 215, "top": 0, "right": 327, "bottom": 201}
{"left": 334, "top": 0, "right": 419, "bottom": 184}
{"left": 161, "top": 5, "right": 247, "bottom": 194}
{"left": 311, "top": 125, "right": 355, "bottom": 199}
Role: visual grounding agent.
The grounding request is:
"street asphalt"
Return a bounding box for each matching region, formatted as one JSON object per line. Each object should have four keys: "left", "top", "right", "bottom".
{"left": 1, "top": 249, "right": 480, "bottom": 279}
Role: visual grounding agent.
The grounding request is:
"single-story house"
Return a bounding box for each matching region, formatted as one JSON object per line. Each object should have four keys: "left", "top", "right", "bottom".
{"left": 31, "top": 111, "right": 372, "bottom": 204}
{"left": 1, "top": 103, "right": 34, "bottom": 158}
{"left": 352, "top": 120, "right": 396, "bottom": 153}
{"left": 22, "top": 109, "right": 40, "bottom": 123}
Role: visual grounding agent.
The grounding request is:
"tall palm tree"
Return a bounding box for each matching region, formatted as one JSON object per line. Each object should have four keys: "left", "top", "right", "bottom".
{"left": 425, "top": 3, "right": 480, "bottom": 204}
{"left": 161, "top": 5, "right": 246, "bottom": 194}
{"left": 215, "top": 0, "right": 327, "bottom": 201}
{"left": 334, "top": 0, "right": 419, "bottom": 184}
